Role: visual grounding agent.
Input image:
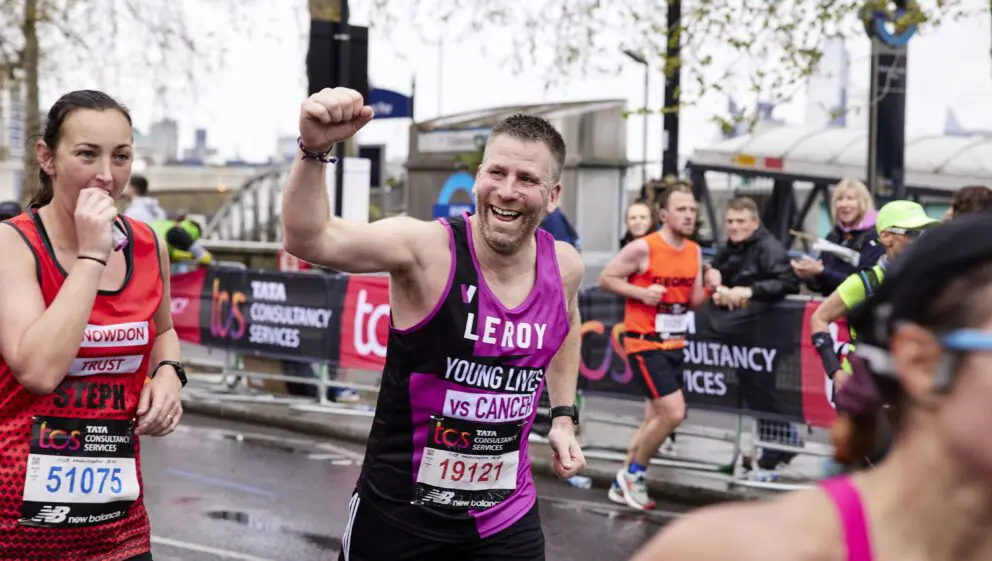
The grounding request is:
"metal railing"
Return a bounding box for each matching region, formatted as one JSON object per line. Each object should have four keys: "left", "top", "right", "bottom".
{"left": 184, "top": 345, "right": 835, "bottom": 494}
{"left": 203, "top": 166, "right": 290, "bottom": 242}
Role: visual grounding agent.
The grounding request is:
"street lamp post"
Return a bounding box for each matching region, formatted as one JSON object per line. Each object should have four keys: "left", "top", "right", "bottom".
{"left": 862, "top": 0, "right": 915, "bottom": 202}
{"left": 622, "top": 49, "right": 649, "bottom": 190}
{"left": 333, "top": 0, "right": 350, "bottom": 218}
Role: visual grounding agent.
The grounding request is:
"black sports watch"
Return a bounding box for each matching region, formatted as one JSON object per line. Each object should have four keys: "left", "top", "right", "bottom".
{"left": 152, "top": 360, "right": 188, "bottom": 388}
{"left": 550, "top": 405, "right": 579, "bottom": 426}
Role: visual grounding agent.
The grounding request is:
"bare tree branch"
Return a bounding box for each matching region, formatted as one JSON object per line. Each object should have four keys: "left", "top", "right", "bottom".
{"left": 10, "top": 0, "right": 268, "bottom": 203}
{"left": 370, "top": 0, "right": 979, "bottom": 130}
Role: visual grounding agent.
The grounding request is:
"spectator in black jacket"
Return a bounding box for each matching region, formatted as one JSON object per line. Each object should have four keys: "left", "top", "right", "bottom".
{"left": 791, "top": 179, "right": 884, "bottom": 296}
{"left": 705, "top": 197, "right": 799, "bottom": 308}
{"left": 701, "top": 196, "right": 801, "bottom": 471}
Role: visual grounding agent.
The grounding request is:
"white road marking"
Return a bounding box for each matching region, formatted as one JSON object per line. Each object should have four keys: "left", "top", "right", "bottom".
{"left": 537, "top": 494, "right": 684, "bottom": 522}
{"left": 151, "top": 535, "right": 276, "bottom": 561}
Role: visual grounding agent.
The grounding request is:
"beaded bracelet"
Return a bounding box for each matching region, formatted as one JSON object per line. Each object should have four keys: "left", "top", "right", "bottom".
{"left": 297, "top": 136, "right": 339, "bottom": 164}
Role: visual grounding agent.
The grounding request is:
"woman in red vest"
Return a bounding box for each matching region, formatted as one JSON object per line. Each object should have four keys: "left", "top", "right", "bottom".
{"left": 0, "top": 90, "right": 186, "bottom": 560}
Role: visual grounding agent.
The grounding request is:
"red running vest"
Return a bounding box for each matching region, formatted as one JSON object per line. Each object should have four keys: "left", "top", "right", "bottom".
{"left": 0, "top": 208, "right": 163, "bottom": 560}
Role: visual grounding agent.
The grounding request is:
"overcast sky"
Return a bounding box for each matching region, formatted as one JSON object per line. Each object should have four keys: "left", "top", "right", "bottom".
{"left": 46, "top": 0, "right": 992, "bottom": 178}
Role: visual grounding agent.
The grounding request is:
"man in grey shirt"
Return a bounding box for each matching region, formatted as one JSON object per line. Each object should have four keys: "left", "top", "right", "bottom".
{"left": 123, "top": 175, "right": 167, "bottom": 223}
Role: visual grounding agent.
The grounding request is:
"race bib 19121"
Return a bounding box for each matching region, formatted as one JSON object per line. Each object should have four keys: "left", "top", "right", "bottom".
{"left": 413, "top": 415, "right": 524, "bottom": 512}
{"left": 19, "top": 416, "right": 140, "bottom": 529}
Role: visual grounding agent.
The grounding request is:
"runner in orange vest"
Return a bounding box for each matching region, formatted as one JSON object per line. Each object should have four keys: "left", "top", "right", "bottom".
{"left": 598, "top": 183, "right": 712, "bottom": 510}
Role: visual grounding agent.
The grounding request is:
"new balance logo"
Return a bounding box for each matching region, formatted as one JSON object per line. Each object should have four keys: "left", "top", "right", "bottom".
{"left": 32, "top": 505, "right": 70, "bottom": 524}
{"left": 423, "top": 490, "right": 456, "bottom": 505}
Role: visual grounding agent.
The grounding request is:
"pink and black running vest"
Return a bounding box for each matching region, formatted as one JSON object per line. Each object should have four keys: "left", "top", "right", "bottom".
{"left": 355, "top": 213, "right": 569, "bottom": 541}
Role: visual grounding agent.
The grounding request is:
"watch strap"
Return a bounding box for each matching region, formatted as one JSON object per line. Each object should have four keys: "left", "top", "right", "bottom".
{"left": 550, "top": 405, "right": 579, "bottom": 425}
{"left": 153, "top": 360, "right": 188, "bottom": 387}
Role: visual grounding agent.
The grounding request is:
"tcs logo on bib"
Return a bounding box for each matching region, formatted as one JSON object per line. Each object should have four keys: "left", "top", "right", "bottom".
{"left": 432, "top": 420, "right": 471, "bottom": 450}
{"left": 37, "top": 422, "right": 82, "bottom": 451}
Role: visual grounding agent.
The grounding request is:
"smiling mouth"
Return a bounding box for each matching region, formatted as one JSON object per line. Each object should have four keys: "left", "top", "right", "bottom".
{"left": 490, "top": 206, "right": 522, "bottom": 223}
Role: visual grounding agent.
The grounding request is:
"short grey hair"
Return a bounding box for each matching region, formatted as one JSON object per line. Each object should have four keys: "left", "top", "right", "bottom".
{"left": 482, "top": 113, "right": 566, "bottom": 184}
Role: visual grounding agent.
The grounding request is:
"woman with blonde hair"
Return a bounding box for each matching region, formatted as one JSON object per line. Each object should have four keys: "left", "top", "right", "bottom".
{"left": 792, "top": 178, "right": 885, "bottom": 295}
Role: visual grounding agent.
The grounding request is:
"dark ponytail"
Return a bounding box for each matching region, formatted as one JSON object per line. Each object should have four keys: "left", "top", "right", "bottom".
{"left": 30, "top": 90, "right": 132, "bottom": 207}
{"left": 30, "top": 176, "right": 52, "bottom": 206}
{"left": 832, "top": 378, "right": 901, "bottom": 467}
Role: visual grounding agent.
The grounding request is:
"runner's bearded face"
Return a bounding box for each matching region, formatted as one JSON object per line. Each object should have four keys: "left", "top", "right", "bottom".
{"left": 474, "top": 135, "right": 559, "bottom": 255}
{"left": 660, "top": 191, "right": 698, "bottom": 238}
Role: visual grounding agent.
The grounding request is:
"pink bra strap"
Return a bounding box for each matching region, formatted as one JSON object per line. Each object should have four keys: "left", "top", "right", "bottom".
{"left": 821, "top": 476, "right": 873, "bottom": 561}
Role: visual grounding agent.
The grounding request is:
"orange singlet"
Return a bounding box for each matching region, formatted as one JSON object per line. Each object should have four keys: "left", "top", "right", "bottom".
{"left": 622, "top": 232, "right": 700, "bottom": 355}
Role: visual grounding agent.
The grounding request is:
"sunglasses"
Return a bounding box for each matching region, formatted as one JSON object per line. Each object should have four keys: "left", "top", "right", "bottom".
{"left": 940, "top": 329, "right": 992, "bottom": 352}
{"left": 885, "top": 227, "right": 926, "bottom": 238}
{"left": 844, "top": 328, "right": 992, "bottom": 406}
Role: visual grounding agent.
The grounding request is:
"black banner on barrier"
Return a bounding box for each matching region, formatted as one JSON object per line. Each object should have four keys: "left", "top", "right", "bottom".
{"left": 577, "top": 288, "right": 806, "bottom": 423}
{"left": 198, "top": 268, "right": 347, "bottom": 363}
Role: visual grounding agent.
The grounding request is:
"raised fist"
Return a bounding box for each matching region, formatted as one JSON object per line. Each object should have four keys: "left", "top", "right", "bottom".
{"left": 299, "top": 88, "right": 375, "bottom": 153}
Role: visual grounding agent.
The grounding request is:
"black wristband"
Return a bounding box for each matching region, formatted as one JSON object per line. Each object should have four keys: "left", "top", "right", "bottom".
{"left": 297, "top": 136, "right": 338, "bottom": 164}
{"left": 812, "top": 331, "right": 843, "bottom": 379}
{"left": 78, "top": 255, "right": 107, "bottom": 267}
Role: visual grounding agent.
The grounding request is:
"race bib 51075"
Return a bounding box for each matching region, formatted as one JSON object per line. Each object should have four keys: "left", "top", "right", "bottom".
{"left": 19, "top": 416, "right": 140, "bottom": 529}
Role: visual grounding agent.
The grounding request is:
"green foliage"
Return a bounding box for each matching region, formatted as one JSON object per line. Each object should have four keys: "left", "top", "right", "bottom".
{"left": 453, "top": 142, "right": 485, "bottom": 172}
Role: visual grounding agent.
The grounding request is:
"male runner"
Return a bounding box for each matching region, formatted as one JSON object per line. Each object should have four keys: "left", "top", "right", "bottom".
{"left": 598, "top": 184, "right": 710, "bottom": 510}
{"left": 809, "top": 200, "right": 938, "bottom": 471}
{"left": 281, "top": 87, "right": 586, "bottom": 561}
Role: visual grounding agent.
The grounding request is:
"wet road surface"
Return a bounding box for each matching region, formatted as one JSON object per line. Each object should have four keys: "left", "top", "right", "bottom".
{"left": 142, "top": 415, "right": 686, "bottom": 561}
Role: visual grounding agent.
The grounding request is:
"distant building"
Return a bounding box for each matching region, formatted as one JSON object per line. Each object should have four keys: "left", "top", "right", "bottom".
{"left": 134, "top": 118, "right": 179, "bottom": 165}
{"left": 182, "top": 128, "right": 218, "bottom": 164}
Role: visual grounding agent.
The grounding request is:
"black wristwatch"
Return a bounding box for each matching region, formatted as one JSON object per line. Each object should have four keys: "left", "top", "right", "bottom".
{"left": 152, "top": 360, "right": 188, "bottom": 387}
{"left": 550, "top": 405, "right": 579, "bottom": 426}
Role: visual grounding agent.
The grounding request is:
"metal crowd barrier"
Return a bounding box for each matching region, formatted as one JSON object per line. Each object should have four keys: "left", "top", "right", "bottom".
{"left": 178, "top": 264, "right": 837, "bottom": 494}
{"left": 185, "top": 346, "right": 834, "bottom": 494}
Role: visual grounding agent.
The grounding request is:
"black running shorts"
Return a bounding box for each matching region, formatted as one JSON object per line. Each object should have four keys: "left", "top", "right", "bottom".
{"left": 628, "top": 348, "right": 684, "bottom": 399}
{"left": 338, "top": 494, "right": 545, "bottom": 561}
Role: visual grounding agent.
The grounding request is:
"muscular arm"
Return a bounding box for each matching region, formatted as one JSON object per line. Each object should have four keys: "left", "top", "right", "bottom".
{"left": 0, "top": 226, "right": 105, "bottom": 394}
{"left": 546, "top": 243, "right": 585, "bottom": 413}
{"left": 597, "top": 238, "right": 647, "bottom": 301}
{"left": 280, "top": 154, "right": 444, "bottom": 274}
{"left": 149, "top": 232, "right": 183, "bottom": 382}
{"left": 810, "top": 290, "right": 850, "bottom": 334}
